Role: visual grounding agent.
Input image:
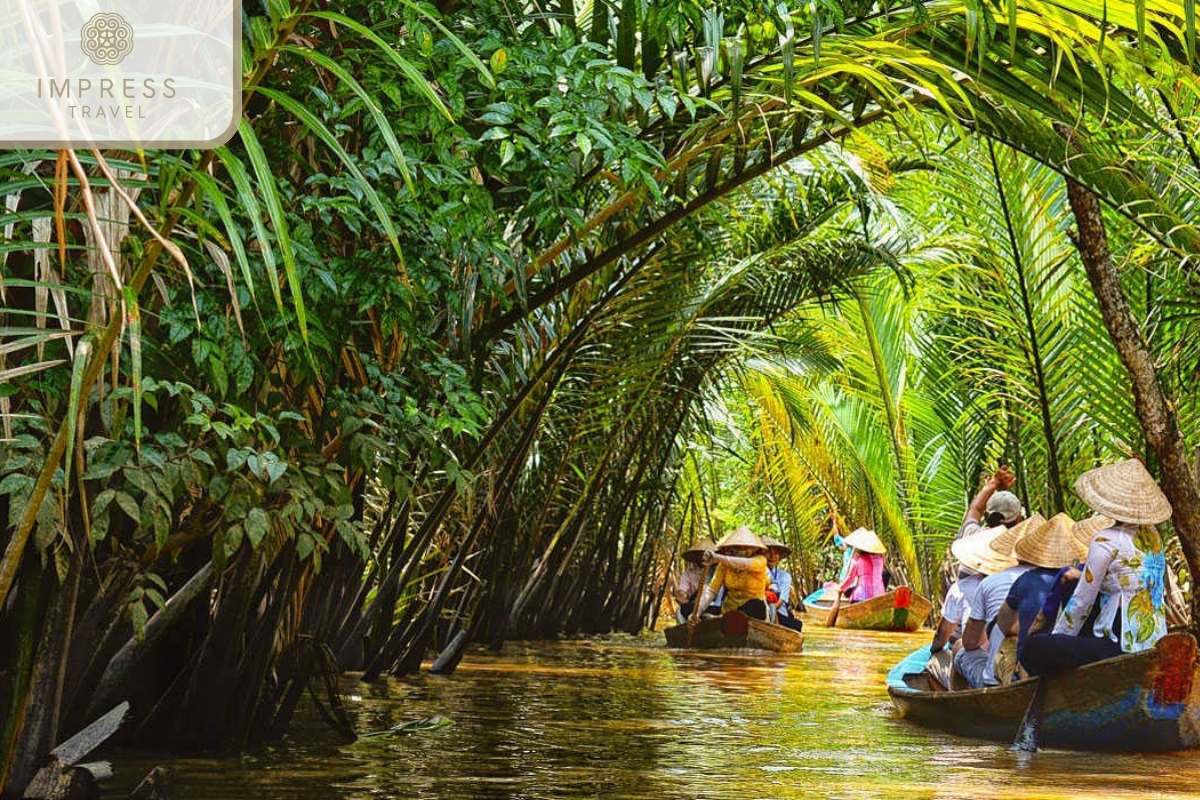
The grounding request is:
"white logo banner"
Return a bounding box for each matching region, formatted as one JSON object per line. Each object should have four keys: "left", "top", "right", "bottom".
{"left": 1, "top": 0, "right": 240, "bottom": 147}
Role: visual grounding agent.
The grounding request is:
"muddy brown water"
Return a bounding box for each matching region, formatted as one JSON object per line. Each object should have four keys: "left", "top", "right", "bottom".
{"left": 100, "top": 627, "right": 1200, "bottom": 798}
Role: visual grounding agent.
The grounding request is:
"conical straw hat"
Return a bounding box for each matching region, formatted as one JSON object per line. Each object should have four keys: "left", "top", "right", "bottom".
{"left": 683, "top": 538, "right": 717, "bottom": 562}
{"left": 987, "top": 513, "right": 1047, "bottom": 558}
{"left": 761, "top": 536, "right": 791, "bottom": 557}
{"left": 1071, "top": 515, "right": 1113, "bottom": 554}
{"left": 1013, "top": 512, "right": 1078, "bottom": 569}
{"left": 843, "top": 527, "right": 886, "bottom": 555}
{"left": 715, "top": 525, "right": 767, "bottom": 553}
{"left": 1074, "top": 458, "right": 1172, "bottom": 525}
{"left": 951, "top": 526, "right": 1018, "bottom": 576}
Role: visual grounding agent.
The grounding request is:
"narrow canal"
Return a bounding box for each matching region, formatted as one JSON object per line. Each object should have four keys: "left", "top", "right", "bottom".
{"left": 102, "top": 627, "right": 1199, "bottom": 798}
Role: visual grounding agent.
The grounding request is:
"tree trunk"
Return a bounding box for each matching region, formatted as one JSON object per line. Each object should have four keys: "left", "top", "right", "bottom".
{"left": 1063, "top": 159, "right": 1200, "bottom": 631}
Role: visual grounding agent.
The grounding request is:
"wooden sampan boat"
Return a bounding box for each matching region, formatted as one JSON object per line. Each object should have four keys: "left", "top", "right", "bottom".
{"left": 887, "top": 632, "right": 1200, "bottom": 751}
{"left": 663, "top": 610, "right": 803, "bottom": 653}
{"left": 800, "top": 587, "right": 932, "bottom": 632}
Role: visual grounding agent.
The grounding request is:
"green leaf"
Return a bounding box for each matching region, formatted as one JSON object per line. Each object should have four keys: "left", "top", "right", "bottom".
{"left": 254, "top": 87, "right": 405, "bottom": 267}
{"left": 114, "top": 491, "right": 141, "bottom": 523}
{"left": 280, "top": 45, "right": 414, "bottom": 192}
{"left": 490, "top": 47, "right": 508, "bottom": 74}
{"left": 235, "top": 119, "right": 309, "bottom": 346}
{"left": 296, "top": 532, "right": 315, "bottom": 560}
{"left": 245, "top": 507, "right": 270, "bottom": 548}
{"left": 64, "top": 339, "right": 92, "bottom": 487}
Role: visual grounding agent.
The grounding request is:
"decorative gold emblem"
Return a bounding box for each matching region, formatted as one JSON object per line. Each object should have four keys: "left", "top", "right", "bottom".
{"left": 81, "top": 13, "right": 134, "bottom": 65}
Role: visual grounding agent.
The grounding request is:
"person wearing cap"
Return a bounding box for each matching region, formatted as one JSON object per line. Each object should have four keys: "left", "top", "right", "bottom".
{"left": 957, "top": 465, "right": 1026, "bottom": 541}
{"left": 688, "top": 526, "right": 771, "bottom": 623}
{"left": 674, "top": 538, "right": 717, "bottom": 622}
{"left": 763, "top": 536, "right": 804, "bottom": 632}
{"left": 952, "top": 514, "right": 1045, "bottom": 688}
{"left": 837, "top": 528, "right": 887, "bottom": 602}
{"left": 991, "top": 513, "right": 1084, "bottom": 681}
{"left": 1022, "top": 459, "right": 1172, "bottom": 677}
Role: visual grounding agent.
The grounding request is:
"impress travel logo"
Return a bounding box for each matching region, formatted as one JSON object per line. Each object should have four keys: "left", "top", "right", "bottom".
{"left": 1, "top": 0, "right": 240, "bottom": 148}
{"left": 80, "top": 13, "right": 135, "bottom": 65}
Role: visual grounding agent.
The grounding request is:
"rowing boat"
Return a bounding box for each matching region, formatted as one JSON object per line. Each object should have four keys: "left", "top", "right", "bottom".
{"left": 886, "top": 632, "right": 1200, "bottom": 751}
{"left": 799, "top": 587, "right": 932, "bottom": 632}
{"left": 663, "top": 611, "right": 803, "bottom": 653}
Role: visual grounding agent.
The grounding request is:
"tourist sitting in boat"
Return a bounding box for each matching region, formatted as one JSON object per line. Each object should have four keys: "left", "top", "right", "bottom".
{"left": 837, "top": 528, "right": 887, "bottom": 602}
{"left": 1020, "top": 515, "right": 1113, "bottom": 641}
{"left": 925, "top": 525, "right": 1015, "bottom": 688}
{"left": 674, "top": 537, "right": 717, "bottom": 622}
{"left": 763, "top": 536, "right": 803, "bottom": 632}
{"left": 1021, "top": 459, "right": 1171, "bottom": 677}
{"left": 688, "top": 526, "right": 770, "bottom": 624}
{"left": 952, "top": 514, "right": 1045, "bottom": 688}
{"left": 991, "top": 513, "right": 1082, "bottom": 683}
{"left": 957, "top": 464, "right": 1026, "bottom": 541}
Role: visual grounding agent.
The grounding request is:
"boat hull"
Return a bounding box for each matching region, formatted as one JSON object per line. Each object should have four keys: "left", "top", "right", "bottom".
{"left": 663, "top": 611, "right": 803, "bottom": 653}
{"left": 887, "top": 632, "right": 1200, "bottom": 751}
{"left": 799, "top": 588, "right": 932, "bottom": 632}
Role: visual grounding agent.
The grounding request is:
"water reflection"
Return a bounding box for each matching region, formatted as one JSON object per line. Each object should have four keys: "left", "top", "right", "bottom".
{"left": 101, "top": 629, "right": 1200, "bottom": 799}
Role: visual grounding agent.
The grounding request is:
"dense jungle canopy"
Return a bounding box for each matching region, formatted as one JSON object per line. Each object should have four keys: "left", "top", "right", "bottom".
{"left": 5, "top": 0, "right": 1200, "bottom": 793}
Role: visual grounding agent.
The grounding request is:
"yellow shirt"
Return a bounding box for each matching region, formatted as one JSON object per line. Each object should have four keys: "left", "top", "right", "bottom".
{"left": 709, "top": 555, "right": 769, "bottom": 614}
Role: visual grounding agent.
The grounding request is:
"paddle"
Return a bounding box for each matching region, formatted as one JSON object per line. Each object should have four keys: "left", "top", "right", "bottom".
{"left": 1012, "top": 677, "right": 1047, "bottom": 752}
{"left": 825, "top": 587, "right": 844, "bottom": 628}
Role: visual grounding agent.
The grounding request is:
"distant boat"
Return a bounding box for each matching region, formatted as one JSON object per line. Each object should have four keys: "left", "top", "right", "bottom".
{"left": 887, "top": 632, "right": 1200, "bottom": 752}
{"left": 663, "top": 610, "right": 803, "bottom": 653}
{"left": 799, "top": 587, "right": 932, "bottom": 632}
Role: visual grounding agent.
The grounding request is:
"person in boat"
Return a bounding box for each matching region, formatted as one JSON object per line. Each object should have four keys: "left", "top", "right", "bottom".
{"left": 688, "top": 526, "right": 771, "bottom": 624}
{"left": 762, "top": 536, "right": 804, "bottom": 632}
{"left": 837, "top": 527, "right": 888, "bottom": 602}
{"left": 991, "top": 513, "right": 1084, "bottom": 683}
{"left": 835, "top": 530, "right": 853, "bottom": 581}
{"left": 957, "top": 464, "right": 1026, "bottom": 541}
{"left": 1021, "top": 459, "right": 1171, "bottom": 677}
{"left": 926, "top": 525, "right": 1016, "bottom": 688}
{"left": 802, "top": 527, "right": 854, "bottom": 607}
{"left": 674, "top": 537, "right": 717, "bottom": 622}
{"left": 952, "top": 514, "right": 1045, "bottom": 688}
{"left": 1021, "top": 515, "right": 1113, "bottom": 640}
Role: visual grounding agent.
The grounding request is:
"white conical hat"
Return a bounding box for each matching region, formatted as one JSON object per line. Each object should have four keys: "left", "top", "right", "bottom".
{"left": 1013, "top": 512, "right": 1078, "bottom": 569}
{"left": 987, "top": 513, "right": 1047, "bottom": 558}
{"left": 951, "top": 526, "right": 1018, "bottom": 576}
{"left": 715, "top": 525, "right": 767, "bottom": 553}
{"left": 843, "top": 527, "right": 886, "bottom": 555}
{"left": 1071, "top": 515, "right": 1114, "bottom": 553}
{"left": 683, "top": 538, "right": 717, "bottom": 562}
{"left": 1074, "top": 458, "right": 1171, "bottom": 525}
{"left": 761, "top": 536, "right": 791, "bottom": 557}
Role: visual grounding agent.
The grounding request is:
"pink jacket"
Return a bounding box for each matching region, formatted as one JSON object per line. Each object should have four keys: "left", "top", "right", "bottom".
{"left": 840, "top": 552, "right": 885, "bottom": 602}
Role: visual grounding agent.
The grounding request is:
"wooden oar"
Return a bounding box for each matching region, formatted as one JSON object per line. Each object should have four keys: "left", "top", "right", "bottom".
{"left": 825, "top": 587, "right": 844, "bottom": 628}
{"left": 1012, "top": 677, "right": 1047, "bottom": 752}
{"left": 684, "top": 585, "right": 708, "bottom": 648}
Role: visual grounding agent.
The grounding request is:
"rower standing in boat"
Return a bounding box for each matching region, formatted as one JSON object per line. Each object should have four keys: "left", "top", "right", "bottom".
{"left": 763, "top": 537, "right": 804, "bottom": 632}
{"left": 688, "top": 526, "right": 771, "bottom": 625}
{"left": 674, "top": 538, "right": 717, "bottom": 623}
{"left": 1022, "top": 459, "right": 1171, "bottom": 677}
{"left": 838, "top": 528, "right": 887, "bottom": 602}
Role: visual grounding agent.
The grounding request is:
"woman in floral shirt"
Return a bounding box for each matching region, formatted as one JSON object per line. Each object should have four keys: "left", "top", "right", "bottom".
{"left": 1021, "top": 458, "right": 1171, "bottom": 677}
